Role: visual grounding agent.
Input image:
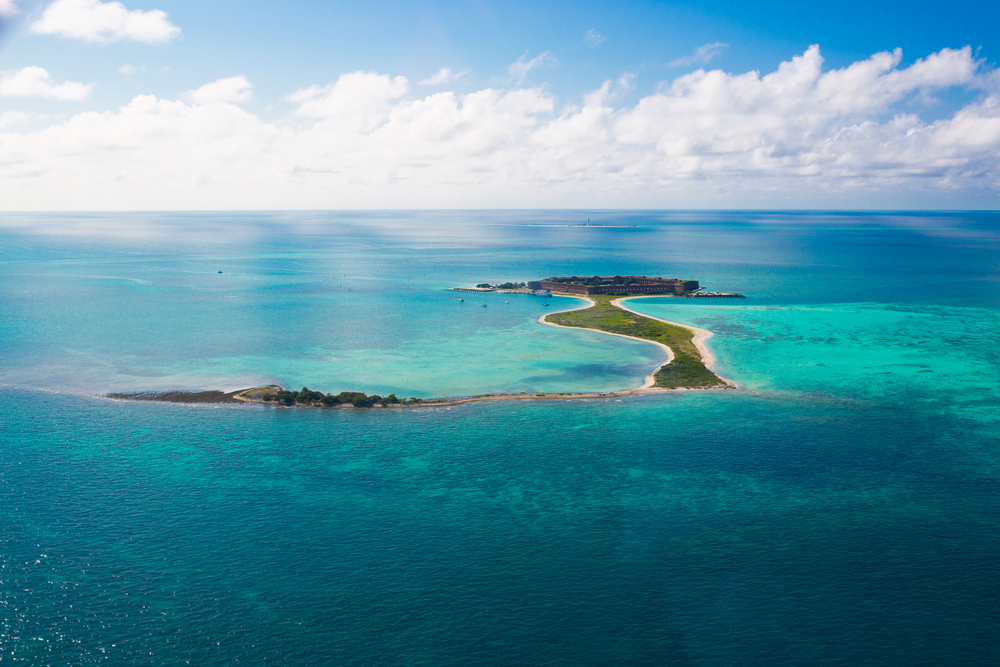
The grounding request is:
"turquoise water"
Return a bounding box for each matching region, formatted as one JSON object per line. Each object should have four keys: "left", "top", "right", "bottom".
{"left": 0, "top": 215, "right": 661, "bottom": 397}
{"left": 2, "top": 211, "right": 1000, "bottom": 665}
{"left": 632, "top": 300, "right": 1000, "bottom": 408}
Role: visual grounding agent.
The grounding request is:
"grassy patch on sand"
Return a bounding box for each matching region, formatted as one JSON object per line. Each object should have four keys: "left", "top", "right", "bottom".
{"left": 545, "top": 295, "right": 724, "bottom": 389}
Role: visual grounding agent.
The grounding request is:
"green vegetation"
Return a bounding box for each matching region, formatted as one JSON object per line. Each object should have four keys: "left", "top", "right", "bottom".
{"left": 545, "top": 295, "right": 724, "bottom": 389}
{"left": 225, "top": 296, "right": 726, "bottom": 407}
{"left": 253, "top": 386, "right": 422, "bottom": 408}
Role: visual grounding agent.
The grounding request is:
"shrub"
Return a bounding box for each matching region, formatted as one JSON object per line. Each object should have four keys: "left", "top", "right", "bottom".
{"left": 297, "top": 387, "right": 325, "bottom": 404}
{"left": 271, "top": 390, "right": 297, "bottom": 405}
{"left": 351, "top": 394, "right": 377, "bottom": 408}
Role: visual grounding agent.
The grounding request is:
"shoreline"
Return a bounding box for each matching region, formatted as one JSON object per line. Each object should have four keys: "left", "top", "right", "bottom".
{"left": 107, "top": 292, "right": 736, "bottom": 409}
{"left": 611, "top": 295, "right": 737, "bottom": 388}
{"left": 537, "top": 295, "right": 674, "bottom": 391}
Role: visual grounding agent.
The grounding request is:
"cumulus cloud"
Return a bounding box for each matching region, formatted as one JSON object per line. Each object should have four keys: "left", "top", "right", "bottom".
{"left": 287, "top": 71, "right": 409, "bottom": 132}
{"left": 0, "top": 0, "right": 19, "bottom": 19}
{"left": 185, "top": 75, "right": 252, "bottom": 104}
{"left": 0, "top": 66, "right": 93, "bottom": 100}
{"left": 508, "top": 51, "right": 558, "bottom": 84}
{"left": 0, "top": 111, "right": 33, "bottom": 128}
{"left": 30, "top": 0, "right": 181, "bottom": 44}
{"left": 419, "top": 67, "right": 468, "bottom": 86}
{"left": 0, "top": 45, "right": 998, "bottom": 209}
{"left": 585, "top": 29, "right": 606, "bottom": 48}
{"left": 668, "top": 42, "right": 729, "bottom": 67}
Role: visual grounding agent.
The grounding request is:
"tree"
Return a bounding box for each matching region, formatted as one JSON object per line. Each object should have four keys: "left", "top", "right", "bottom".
{"left": 296, "top": 387, "right": 323, "bottom": 404}
{"left": 351, "top": 394, "right": 377, "bottom": 407}
{"left": 271, "top": 390, "right": 297, "bottom": 405}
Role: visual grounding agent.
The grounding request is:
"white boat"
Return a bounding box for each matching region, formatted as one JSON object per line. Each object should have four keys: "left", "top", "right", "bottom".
{"left": 459, "top": 298, "right": 464, "bottom": 302}
{"left": 533, "top": 289, "right": 551, "bottom": 296}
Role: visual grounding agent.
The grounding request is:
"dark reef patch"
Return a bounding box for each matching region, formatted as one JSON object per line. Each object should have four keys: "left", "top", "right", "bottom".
{"left": 107, "top": 390, "right": 246, "bottom": 404}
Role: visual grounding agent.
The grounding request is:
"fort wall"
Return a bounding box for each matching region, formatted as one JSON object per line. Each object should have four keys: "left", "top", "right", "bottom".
{"left": 535, "top": 276, "right": 699, "bottom": 295}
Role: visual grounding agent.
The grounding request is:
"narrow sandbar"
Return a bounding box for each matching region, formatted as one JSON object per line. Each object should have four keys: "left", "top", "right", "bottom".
{"left": 107, "top": 292, "right": 735, "bottom": 409}
{"left": 611, "top": 295, "right": 737, "bottom": 388}
{"left": 538, "top": 295, "right": 674, "bottom": 391}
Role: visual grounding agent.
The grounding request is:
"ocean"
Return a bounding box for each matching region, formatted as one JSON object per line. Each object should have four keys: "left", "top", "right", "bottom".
{"left": 2, "top": 211, "right": 999, "bottom": 665}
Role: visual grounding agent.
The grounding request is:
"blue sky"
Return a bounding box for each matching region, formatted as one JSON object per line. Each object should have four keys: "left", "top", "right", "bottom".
{"left": 1, "top": 0, "right": 999, "bottom": 209}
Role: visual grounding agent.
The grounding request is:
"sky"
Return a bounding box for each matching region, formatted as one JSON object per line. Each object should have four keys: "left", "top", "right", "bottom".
{"left": 0, "top": 0, "right": 998, "bottom": 210}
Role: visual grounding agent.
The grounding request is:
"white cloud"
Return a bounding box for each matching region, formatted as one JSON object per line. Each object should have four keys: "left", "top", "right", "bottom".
{"left": 30, "top": 0, "right": 181, "bottom": 44}
{"left": 617, "top": 72, "right": 636, "bottom": 93}
{"left": 585, "top": 29, "right": 606, "bottom": 48}
{"left": 419, "top": 67, "right": 468, "bottom": 86}
{"left": 0, "top": 111, "right": 33, "bottom": 128}
{"left": 185, "top": 76, "right": 253, "bottom": 105}
{"left": 0, "top": 46, "right": 998, "bottom": 209}
{"left": 287, "top": 71, "right": 409, "bottom": 136}
{"left": 508, "top": 51, "right": 558, "bottom": 84}
{"left": 668, "top": 42, "right": 729, "bottom": 68}
{"left": 119, "top": 63, "right": 137, "bottom": 75}
{"left": 0, "top": 66, "right": 93, "bottom": 101}
{"left": 0, "top": 0, "right": 19, "bottom": 19}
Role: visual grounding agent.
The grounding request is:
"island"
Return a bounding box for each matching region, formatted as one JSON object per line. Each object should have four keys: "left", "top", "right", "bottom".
{"left": 108, "top": 274, "right": 739, "bottom": 408}
{"left": 529, "top": 275, "right": 700, "bottom": 295}
{"left": 541, "top": 294, "right": 728, "bottom": 389}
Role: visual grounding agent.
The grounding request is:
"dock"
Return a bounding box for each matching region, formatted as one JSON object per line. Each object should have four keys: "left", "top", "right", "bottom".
{"left": 453, "top": 287, "right": 533, "bottom": 294}
{"left": 685, "top": 292, "right": 746, "bottom": 298}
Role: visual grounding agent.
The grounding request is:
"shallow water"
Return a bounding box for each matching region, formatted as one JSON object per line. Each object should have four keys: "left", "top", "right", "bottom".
{"left": 2, "top": 211, "right": 1000, "bottom": 665}
{"left": 631, "top": 299, "right": 1000, "bottom": 408}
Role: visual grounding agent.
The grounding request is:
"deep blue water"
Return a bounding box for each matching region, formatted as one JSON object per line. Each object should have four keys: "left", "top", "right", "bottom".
{"left": 2, "top": 211, "right": 1000, "bottom": 665}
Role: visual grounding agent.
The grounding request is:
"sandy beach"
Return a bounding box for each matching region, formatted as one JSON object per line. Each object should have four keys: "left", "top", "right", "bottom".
{"left": 611, "top": 296, "right": 738, "bottom": 388}
{"left": 109, "top": 292, "right": 734, "bottom": 409}
{"left": 538, "top": 295, "right": 674, "bottom": 391}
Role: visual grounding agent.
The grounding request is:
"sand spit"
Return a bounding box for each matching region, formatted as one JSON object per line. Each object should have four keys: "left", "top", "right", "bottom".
{"left": 611, "top": 295, "right": 737, "bottom": 388}
{"left": 537, "top": 295, "right": 674, "bottom": 390}
{"left": 107, "top": 389, "right": 246, "bottom": 404}
{"left": 107, "top": 293, "right": 735, "bottom": 409}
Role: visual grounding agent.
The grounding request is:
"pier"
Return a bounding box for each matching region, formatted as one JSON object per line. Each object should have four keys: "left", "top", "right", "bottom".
{"left": 686, "top": 292, "right": 745, "bottom": 298}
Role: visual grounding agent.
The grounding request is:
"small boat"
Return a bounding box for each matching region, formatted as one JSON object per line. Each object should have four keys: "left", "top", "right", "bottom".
{"left": 459, "top": 298, "right": 464, "bottom": 302}
{"left": 481, "top": 303, "right": 488, "bottom": 307}
{"left": 543, "top": 303, "right": 549, "bottom": 307}
{"left": 505, "top": 300, "right": 509, "bottom": 304}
